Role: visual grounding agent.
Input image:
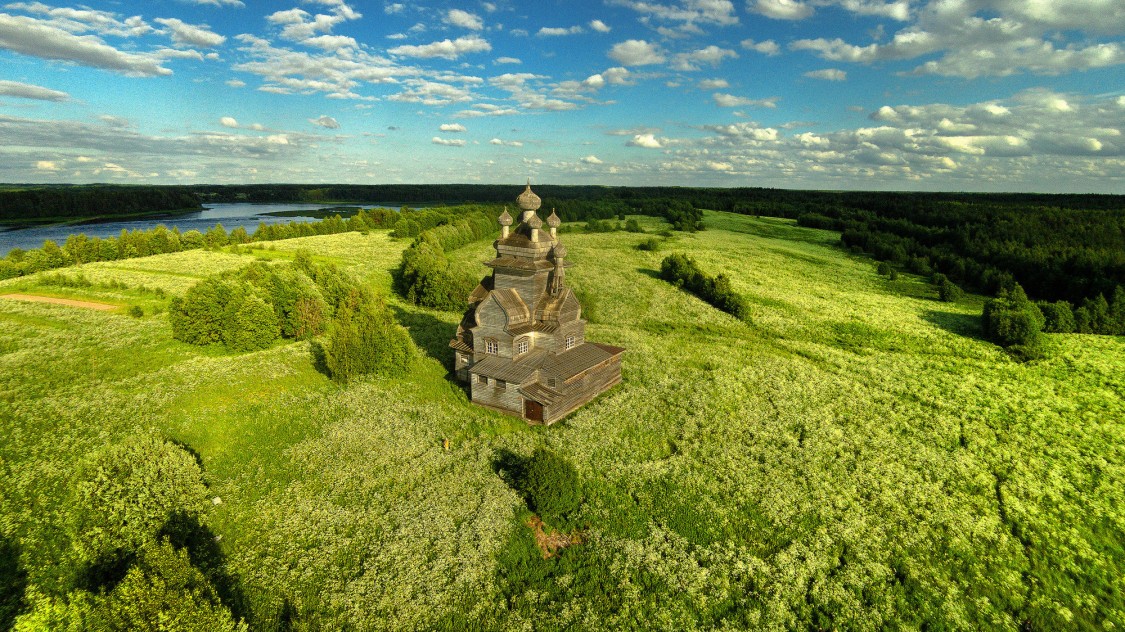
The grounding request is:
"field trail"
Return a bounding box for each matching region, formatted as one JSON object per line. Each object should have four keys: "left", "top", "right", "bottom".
{"left": 0, "top": 293, "right": 118, "bottom": 311}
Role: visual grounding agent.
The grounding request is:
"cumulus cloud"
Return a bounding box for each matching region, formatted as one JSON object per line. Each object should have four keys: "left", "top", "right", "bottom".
{"left": 698, "top": 78, "right": 729, "bottom": 89}
{"left": 589, "top": 19, "right": 611, "bottom": 33}
{"left": 495, "top": 56, "right": 521, "bottom": 64}
{"left": 628, "top": 133, "right": 663, "bottom": 148}
{"left": 490, "top": 137, "right": 523, "bottom": 146}
{"left": 741, "top": 38, "right": 780, "bottom": 55}
{"left": 0, "top": 80, "right": 68, "bottom": 101}
{"left": 445, "top": 9, "right": 483, "bottom": 30}
{"left": 749, "top": 0, "right": 813, "bottom": 20}
{"left": 225, "top": 79, "right": 246, "bottom": 88}
{"left": 440, "top": 123, "right": 466, "bottom": 132}
{"left": 384, "top": 3, "right": 404, "bottom": 14}
{"left": 581, "top": 155, "right": 603, "bottom": 164}
{"left": 713, "top": 93, "right": 778, "bottom": 107}
{"left": 805, "top": 68, "right": 847, "bottom": 81}
{"left": 538, "top": 26, "right": 584, "bottom": 36}
{"left": 790, "top": 0, "right": 1125, "bottom": 78}
{"left": 310, "top": 115, "right": 340, "bottom": 129}
{"left": 388, "top": 35, "right": 491, "bottom": 59}
{"left": 187, "top": 0, "right": 244, "bottom": 6}
{"left": 609, "top": 39, "right": 665, "bottom": 66}
{"left": 220, "top": 116, "right": 239, "bottom": 128}
{"left": 0, "top": 13, "right": 170, "bottom": 76}
{"left": 610, "top": 0, "right": 739, "bottom": 28}
{"left": 432, "top": 136, "right": 466, "bottom": 146}
{"left": 672, "top": 45, "right": 738, "bottom": 70}
{"left": 154, "top": 18, "right": 225, "bottom": 48}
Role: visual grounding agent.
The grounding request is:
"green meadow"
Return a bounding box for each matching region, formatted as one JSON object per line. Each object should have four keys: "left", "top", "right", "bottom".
{"left": 1, "top": 211, "right": 1122, "bottom": 630}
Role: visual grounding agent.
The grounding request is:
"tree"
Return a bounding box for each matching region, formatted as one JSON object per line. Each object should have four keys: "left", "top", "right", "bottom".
{"left": 321, "top": 288, "right": 413, "bottom": 382}
{"left": 982, "top": 283, "right": 1045, "bottom": 359}
{"left": 1036, "top": 301, "right": 1076, "bottom": 334}
{"left": 938, "top": 278, "right": 964, "bottom": 302}
{"left": 222, "top": 293, "right": 278, "bottom": 352}
{"left": 1110, "top": 286, "right": 1125, "bottom": 335}
{"left": 519, "top": 449, "right": 582, "bottom": 529}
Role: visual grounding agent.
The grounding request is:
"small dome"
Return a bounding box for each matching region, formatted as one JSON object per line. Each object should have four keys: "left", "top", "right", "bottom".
{"left": 553, "top": 244, "right": 568, "bottom": 259}
{"left": 526, "top": 213, "right": 543, "bottom": 229}
{"left": 516, "top": 181, "right": 541, "bottom": 212}
{"left": 546, "top": 209, "right": 561, "bottom": 227}
{"left": 498, "top": 208, "right": 513, "bottom": 226}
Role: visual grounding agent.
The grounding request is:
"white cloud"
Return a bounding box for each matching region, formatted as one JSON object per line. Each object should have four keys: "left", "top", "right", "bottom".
{"left": 805, "top": 68, "right": 847, "bottom": 81}
{"left": 154, "top": 18, "right": 225, "bottom": 48}
{"left": 581, "top": 155, "right": 603, "bottom": 164}
{"left": 538, "top": 26, "right": 584, "bottom": 36}
{"left": 490, "top": 137, "right": 523, "bottom": 146}
{"left": 749, "top": 0, "right": 813, "bottom": 20}
{"left": 698, "top": 78, "right": 729, "bottom": 89}
{"left": 610, "top": 0, "right": 739, "bottom": 27}
{"left": 0, "top": 13, "right": 170, "bottom": 76}
{"left": 186, "top": 0, "right": 243, "bottom": 6}
{"left": 589, "top": 19, "right": 611, "bottom": 33}
{"left": 445, "top": 9, "right": 483, "bottom": 30}
{"left": 440, "top": 123, "right": 467, "bottom": 132}
{"left": 603, "top": 67, "right": 633, "bottom": 85}
{"left": 495, "top": 56, "right": 521, "bottom": 64}
{"left": 608, "top": 39, "right": 665, "bottom": 66}
{"left": 388, "top": 35, "right": 491, "bottom": 60}
{"left": 225, "top": 79, "right": 246, "bottom": 88}
{"left": 672, "top": 45, "right": 738, "bottom": 71}
{"left": 0, "top": 79, "right": 68, "bottom": 101}
{"left": 310, "top": 115, "right": 340, "bottom": 129}
{"left": 36, "top": 160, "right": 59, "bottom": 171}
{"left": 741, "top": 38, "right": 780, "bottom": 55}
{"left": 628, "top": 133, "right": 663, "bottom": 148}
{"left": 713, "top": 93, "right": 778, "bottom": 107}
{"left": 220, "top": 116, "right": 239, "bottom": 128}
{"left": 432, "top": 136, "right": 466, "bottom": 146}
{"left": 384, "top": 3, "right": 404, "bottom": 14}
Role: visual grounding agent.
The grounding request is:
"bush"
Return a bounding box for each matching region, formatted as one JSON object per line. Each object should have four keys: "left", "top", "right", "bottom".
{"left": 222, "top": 294, "right": 278, "bottom": 352}
{"left": 321, "top": 288, "right": 413, "bottom": 382}
{"left": 127, "top": 305, "right": 144, "bottom": 318}
{"left": 876, "top": 262, "right": 891, "bottom": 276}
{"left": 659, "top": 254, "right": 751, "bottom": 323}
{"left": 69, "top": 436, "right": 208, "bottom": 565}
{"left": 169, "top": 277, "right": 241, "bottom": 346}
{"left": 983, "top": 284, "right": 1045, "bottom": 359}
{"left": 938, "top": 278, "right": 964, "bottom": 302}
{"left": 1037, "top": 300, "right": 1076, "bottom": 333}
{"left": 520, "top": 449, "right": 582, "bottom": 528}
{"left": 624, "top": 218, "right": 644, "bottom": 233}
{"left": 636, "top": 237, "right": 662, "bottom": 252}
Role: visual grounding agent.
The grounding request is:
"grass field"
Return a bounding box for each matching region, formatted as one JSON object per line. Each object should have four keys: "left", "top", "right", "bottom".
{"left": 1, "top": 212, "right": 1121, "bottom": 630}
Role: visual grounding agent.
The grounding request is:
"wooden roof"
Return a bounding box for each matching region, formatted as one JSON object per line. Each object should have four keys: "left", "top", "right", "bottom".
{"left": 489, "top": 288, "right": 530, "bottom": 325}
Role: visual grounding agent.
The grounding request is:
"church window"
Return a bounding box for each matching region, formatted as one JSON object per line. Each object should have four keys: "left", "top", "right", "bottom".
{"left": 485, "top": 339, "right": 498, "bottom": 354}
{"left": 565, "top": 335, "right": 575, "bottom": 350}
{"left": 477, "top": 374, "right": 488, "bottom": 385}
{"left": 516, "top": 337, "right": 529, "bottom": 355}
{"left": 497, "top": 380, "right": 506, "bottom": 391}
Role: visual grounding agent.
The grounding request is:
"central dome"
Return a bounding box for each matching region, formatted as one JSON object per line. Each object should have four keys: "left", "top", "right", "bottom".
{"left": 516, "top": 182, "right": 541, "bottom": 212}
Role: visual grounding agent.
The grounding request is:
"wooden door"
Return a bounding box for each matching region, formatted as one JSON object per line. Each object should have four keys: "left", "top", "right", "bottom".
{"left": 524, "top": 399, "right": 544, "bottom": 423}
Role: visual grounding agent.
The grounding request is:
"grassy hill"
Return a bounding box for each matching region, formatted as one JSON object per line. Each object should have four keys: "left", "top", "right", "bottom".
{"left": 1, "top": 212, "right": 1121, "bottom": 630}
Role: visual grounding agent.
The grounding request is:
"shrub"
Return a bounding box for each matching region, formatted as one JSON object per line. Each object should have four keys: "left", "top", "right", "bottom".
{"left": 169, "top": 277, "right": 242, "bottom": 346}
{"left": 222, "top": 294, "right": 278, "bottom": 352}
{"left": 624, "top": 218, "right": 644, "bottom": 233}
{"left": 659, "top": 254, "right": 751, "bottom": 323}
{"left": 982, "top": 283, "right": 1045, "bottom": 359}
{"left": 321, "top": 288, "right": 413, "bottom": 382}
{"left": 1037, "top": 300, "right": 1076, "bottom": 333}
{"left": 69, "top": 436, "right": 208, "bottom": 565}
{"left": 520, "top": 449, "right": 582, "bottom": 528}
{"left": 876, "top": 262, "right": 891, "bottom": 276}
{"left": 636, "top": 237, "right": 662, "bottom": 252}
{"left": 938, "top": 278, "right": 964, "bottom": 302}
{"left": 127, "top": 305, "right": 144, "bottom": 318}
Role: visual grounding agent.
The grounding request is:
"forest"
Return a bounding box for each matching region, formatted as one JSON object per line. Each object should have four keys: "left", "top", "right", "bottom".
{"left": 0, "top": 185, "right": 200, "bottom": 221}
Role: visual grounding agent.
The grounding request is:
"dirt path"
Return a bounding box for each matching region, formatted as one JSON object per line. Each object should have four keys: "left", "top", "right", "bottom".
{"left": 0, "top": 293, "right": 119, "bottom": 311}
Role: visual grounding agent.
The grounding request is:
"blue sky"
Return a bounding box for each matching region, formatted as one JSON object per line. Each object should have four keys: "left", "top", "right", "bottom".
{"left": 0, "top": 0, "right": 1122, "bottom": 192}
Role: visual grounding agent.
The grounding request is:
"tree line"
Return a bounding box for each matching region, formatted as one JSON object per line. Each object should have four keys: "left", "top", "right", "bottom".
{"left": 659, "top": 253, "right": 751, "bottom": 322}
{"left": 0, "top": 185, "right": 200, "bottom": 221}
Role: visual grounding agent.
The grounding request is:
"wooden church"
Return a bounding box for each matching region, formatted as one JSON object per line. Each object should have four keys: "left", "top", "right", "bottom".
{"left": 449, "top": 182, "right": 624, "bottom": 424}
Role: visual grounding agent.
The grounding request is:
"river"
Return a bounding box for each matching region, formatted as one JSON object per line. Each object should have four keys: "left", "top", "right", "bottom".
{"left": 0, "top": 203, "right": 389, "bottom": 256}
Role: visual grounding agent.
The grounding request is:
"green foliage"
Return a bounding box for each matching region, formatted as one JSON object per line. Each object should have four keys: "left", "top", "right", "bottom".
{"left": 1037, "top": 300, "right": 1077, "bottom": 333}
{"left": 320, "top": 288, "right": 413, "bottom": 382}
{"left": 394, "top": 209, "right": 496, "bottom": 311}
{"left": 938, "top": 278, "right": 964, "bottom": 302}
{"left": 876, "top": 261, "right": 892, "bottom": 276}
{"left": 519, "top": 449, "right": 582, "bottom": 529}
{"left": 636, "top": 237, "right": 662, "bottom": 252}
{"left": 69, "top": 436, "right": 208, "bottom": 566}
{"left": 659, "top": 253, "right": 751, "bottom": 322}
{"left": 16, "top": 542, "right": 246, "bottom": 632}
{"left": 624, "top": 218, "right": 644, "bottom": 233}
{"left": 223, "top": 294, "right": 278, "bottom": 352}
{"left": 127, "top": 305, "right": 144, "bottom": 318}
{"left": 983, "top": 283, "right": 1045, "bottom": 359}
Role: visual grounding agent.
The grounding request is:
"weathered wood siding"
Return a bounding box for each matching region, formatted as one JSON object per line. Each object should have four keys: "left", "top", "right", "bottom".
{"left": 542, "top": 356, "right": 622, "bottom": 425}
{"left": 471, "top": 374, "right": 525, "bottom": 414}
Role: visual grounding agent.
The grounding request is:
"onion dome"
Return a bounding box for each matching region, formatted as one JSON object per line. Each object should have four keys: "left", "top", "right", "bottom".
{"left": 552, "top": 243, "right": 568, "bottom": 259}
{"left": 526, "top": 213, "right": 543, "bottom": 229}
{"left": 516, "top": 181, "right": 542, "bottom": 212}
{"left": 498, "top": 208, "right": 513, "bottom": 226}
{"left": 546, "top": 208, "right": 561, "bottom": 227}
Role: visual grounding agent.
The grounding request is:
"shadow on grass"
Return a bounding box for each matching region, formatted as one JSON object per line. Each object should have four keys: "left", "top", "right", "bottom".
{"left": 636, "top": 267, "right": 661, "bottom": 280}
{"left": 390, "top": 306, "right": 458, "bottom": 371}
{"left": 923, "top": 309, "right": 988, "bottom": 342}
{"left": 0, "top": 535, "right": 27, "bottom": 631}
{"left": 159, "top": 512, "right": 250, "bottom": 626}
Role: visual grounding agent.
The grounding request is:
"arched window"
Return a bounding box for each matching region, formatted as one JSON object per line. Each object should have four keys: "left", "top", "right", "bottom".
{"left": 516, "top": 337, "right": 529, "bottom": 355}
{"left": 485, "top": 339, "right": 498, "bottom": 354}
